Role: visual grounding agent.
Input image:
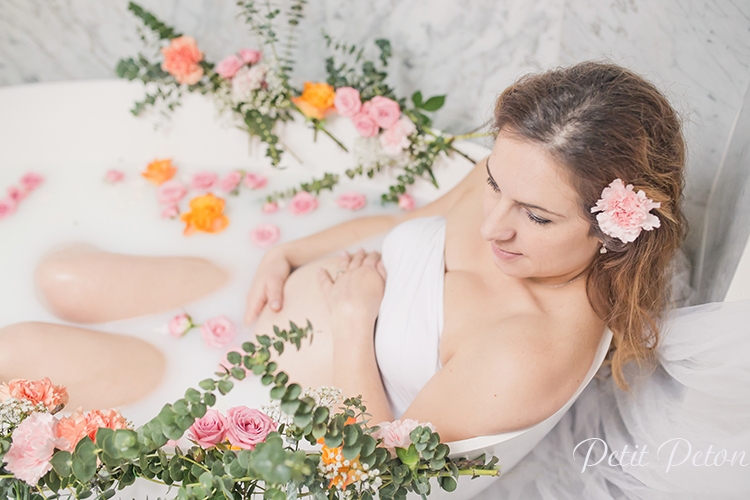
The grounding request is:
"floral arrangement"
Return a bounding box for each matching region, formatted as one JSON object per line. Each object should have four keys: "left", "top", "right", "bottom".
{"left": 116, "top": 1, "right": 484, "bottom": 207}
{"left": 0, "top": 321, "right": 499, "bottom": 499}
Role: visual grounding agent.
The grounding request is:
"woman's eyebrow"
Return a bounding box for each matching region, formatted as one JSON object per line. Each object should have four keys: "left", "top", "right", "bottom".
{"left": 485, "top": 157, "right": 565, "bottom": 218}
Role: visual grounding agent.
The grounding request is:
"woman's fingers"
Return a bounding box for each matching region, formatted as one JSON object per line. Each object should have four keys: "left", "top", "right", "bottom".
{"left": 349, "top": 248, "right": 367, "bottom": 269}
{"left": 266, "top": 277, "right": 284, "bottom": 312}
{"left": 337, "top": 250, "right": 351, "bottom": 273}
{"left": 317, "top": 267, "right": 333, "bottom": 293}
{"left": 376, "top": 259, "right": 387, "bottom": 281}
{"left": 362, "top": 251, "right": 381, "bottom": 268}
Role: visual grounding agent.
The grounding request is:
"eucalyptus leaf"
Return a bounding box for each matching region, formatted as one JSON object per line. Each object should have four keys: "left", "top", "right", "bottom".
{"left": 421, "top": 95, "right": 446, "bottom": 112}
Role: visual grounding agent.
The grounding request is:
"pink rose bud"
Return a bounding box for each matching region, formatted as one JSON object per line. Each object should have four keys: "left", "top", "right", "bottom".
{"left": 220, "top": 171, "right": 243, "bottom": 193}
{"left": 398, "top": 193, "right": 415, "bottom": 211}
{"left": 157, "top": 179, "right": 188, "bottom": 205}
{"left": 261, "top": 201, "right": 279, "bottom": 214}
{"left": 0, "top": 198, "right": 18, "bottom": 220}
{"left": 104, "top": 169, "right": 125, "bottom": 183}
{"left": 168, "top": 313, "right": 193, "bottom": 338}
{"left": 288, "top": 191, "right": 319, "bottom": 215}
{"left": 239, "top": 49, "right": 262, "bottom": 65}
{"left": 215, "top": 55, "right": 244, "bottom": 79}
{"left": 250, "top": 223, "right": 280, "bottom": 247}
{"left": 201, "top": 315, "right": 236, "bottom": 347}
{"left": 20, "top": 172, "right": 44, "bottom": 191}
{"left": 225, "top": 406, "right": 277, "bottom": 450}
{"left": 160, "top": 205, "right": 180, "bottom": 219}
{"left": 7, "top": 186, "right": 26, "bottom": 203}
{"left": 335, "top": 191, "right": 367, "bottom": 210}
{"left": 191, "top": 171, "right": 218, "bottom": 191}
{"left": 4, "top": 412, "right": 67, "bottom": 485}
{"left": 367, "top": 96, "right": 401, "bottom": 129}
{"left": 244, "top": 172, "right": 268, "bottom": 190}
{"left": 188, "top": 409, "right": 228, "bottom": 449}
{"left": 333, "top": 87, "right": 362, "bottom": 117}
{"left": 351, "top": 111, "right": 379, "bottom": 137}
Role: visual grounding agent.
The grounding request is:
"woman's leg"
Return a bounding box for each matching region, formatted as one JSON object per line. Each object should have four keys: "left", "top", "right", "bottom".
{"left": 0, "top": 322, "right": 165, "bottom": 410}
{"left": 34, "top": 243, "right": 230, "bottom": 323}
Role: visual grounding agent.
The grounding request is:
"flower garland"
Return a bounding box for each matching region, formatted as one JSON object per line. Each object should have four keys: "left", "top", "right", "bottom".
{"left": 0, "top": 320, "right": 499, "bottom": 499}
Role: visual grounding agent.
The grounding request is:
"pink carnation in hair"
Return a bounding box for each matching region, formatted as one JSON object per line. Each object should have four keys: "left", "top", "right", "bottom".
{"left": 244, "top": 172, "right": 268, "bottom": 190}
{"left": 367, "top": 96, "right": 401, "bottom": 129}
{"left": 191, "top": 171, "right": 218, "bottom": 191}
{"left": 333, "top": 87, "right": 362, "bottom": 117}
{"left": 201, "top": 316, "right": 236, "bottom": 347}
{"left": 215, "top": 55, "right": 244, "bottom": 79}
{"left": 250, "top": 223, "right": 280, "bottom": 247}
{"left": 157, "top": 179, "right": 188, "bottom": 205}
{"left": 335, "top": 191, "right": 367, "bottom": 210}
{"left": 590, "top": 179, "right": 661, "bottom": 244}
{"left": 4, "top": 412, "right": 67, "bottom": 485}
{"left": 288, "top": 191, "right": 318, "bottom": 215}
{"left": 104, "top": 169, "right": 125, "bottom": 184}
{"left": 20, "top": 172, "right": 44, "bottom": 191}
{"left": 188, "top": 409, "right": 227, "bottom": 448}
{"left": 398, "top": 193, "right": 415, "bottom": 211}
{"left": 220, "top": 171, "right": 243, "bottom": 193}
{"left": 239, "top": 49, "right": 262, "bottom": 65}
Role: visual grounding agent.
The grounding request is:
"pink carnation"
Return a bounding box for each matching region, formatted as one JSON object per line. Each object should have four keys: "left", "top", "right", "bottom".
{"left": 201, "top": 316, "right": 236, "bottom": 347}
{"left": 590, "top": 179, "right": 661, "bottom": 244}
{"left": 373, "top": 419, "right": 436, "bottom": 451}
{"left": 191, "top": 171, "right": 218, "bottom": 191}
{"left": 352, "top": 111, "right": 379, "bottom": 137}
{"left": 20, "top": 172, "right": 44, "bottom": 191}
{"left": 239, "top": 49, "right": 262, "bottom": 65}
{"left": 225, "top": 407, "right": 277, "bottom": 450}
{"left": 334, "top": 87, "right": 362, "bottom": 117}
{"left": 250, "top": 223, "right": 280, "bottom": 247}
{"left": 367, "top": 96, "right": 401, "bottom": 129}
{"left": 0, "top": 198, "right": 17, "bottom": 219}
{"left": 161, "top": 36, "right": 204, "bottom": 85}
{"left": 380, "top": 116, "right": 417, "bottom": 156}
{"left": 4, "top": 412, "right": 67, "bottom": 485}
{"left": 262, "top": 201, "right": 279, "bottom": 214}
{"left": 335, "top": 191, "right": 367, "bottom": 210}
{"left": 104, "top": 169, "right": 125, "bottom": 183}
{"left": 168, "top": 313, "right": 193, "bottom": 338}
{"left": 161, "top": 205, "right": 180, "bottom": 219}
{"left": 188, "top": 409, "right": 228, "bottom": 448}
{"left": 215, "top": 55, "right": 244, "bottom": 79}
{"left": 288, "top": 191, "right": 319, "bottom": 215}
{"left": 220, "top": 171, "right": 243, "bottom": 193}
{"left": 244, "top": 172, "right": 268, "bottom": 190}
{"left": 398, "top": 193, "right": 415, "bottom": 211}
{"left": 157, "top": 179, "right": 188, "bottom": 205}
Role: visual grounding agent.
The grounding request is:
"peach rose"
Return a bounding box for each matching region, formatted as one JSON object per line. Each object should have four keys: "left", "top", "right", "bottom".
{"left": 161, "top": 36, "right": 204, "bottom": 85}
{"left": 4, "top": 412, "right": 67, "bottom": 485}
{"left": 180, "top": 194, "right": 229, "bottom": 235}
{"left": 142, "top": 159, "right": 177, "bottom": 185}
{"left": 168, "top": 313, "right": 193, "bottom": 338}
{"left": 335, "top": 191, "right": 367, "bottom": 210}
{"left": 288, "top": 191, "right": 319, "bottom": 215}
{"left": 83, "top": 408, "right": 129, "bottom": 442}
{"left": 0, "top": 198, "right": 17, "bottom": 219}
{"left": 56, "top": 409, "right": 88, "bottom": 452}
{"left": 220, "top": 171, "right": 243, "bottom": 193}
{"left": 367, "top": 96, "right": 401, "bottom": 129}
{"left": 188, "top": 409, "right": 227, "bottom": 448}
{"left": 333, "top": 87, "right": 362, "bottom": 117}
{"left": 250, "top": 223, "right": 280, "bottom": 247}
{"left": 191, "top": 171, "right": 218, "bottom": 191}
{"left": 398, "top": 193, "right": 415, "bottom": 211}
{"left": 215, "top": 55, "right": 244, "bottom": 79}
{"left": 239, "top": 49, "right": 262, "bottom": 65}
{"left": 351, "top": 111, "right": 379, "bottom": 137}
{"left": 104, "top": 169, "right": 125, "bottom": 183}
{"left": 20, "top": 172, "right": 44, "bottom": 191}
{"left": 225, "top": 407, "right": 277, "bottom": 450}
{"left": 261, "top": 201, "right": 279, "bottom": 214}
{"left": 292, "top": 81, "right": 336, "bottom": 120}
{"left": 5, "top": 377, "right": 69, "bottom": 410}
{"left": 157, "top": 179, "right": 188, "bottom": 205}
{"left": 243, "top": 172, "right": 268, "bottom": 189}
{"left": 201, "top": 315, "right": 236, "bottom": 347}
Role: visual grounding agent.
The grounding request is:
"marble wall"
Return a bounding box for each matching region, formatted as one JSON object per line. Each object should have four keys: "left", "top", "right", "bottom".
{"left": 1, "top": 0, "right": 749, "bottom": 302}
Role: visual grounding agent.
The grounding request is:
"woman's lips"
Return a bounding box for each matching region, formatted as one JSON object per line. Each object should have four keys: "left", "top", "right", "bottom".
{"left": 490, "top": 243, "right": 523, "bottom": 261}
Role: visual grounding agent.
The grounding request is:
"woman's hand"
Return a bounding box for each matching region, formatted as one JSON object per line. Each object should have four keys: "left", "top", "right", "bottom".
{"left": 244, "top": 247, "right": 292, "bottom": 324}
{"left": 317, "top": 249, "right": 387, "bottom": 329}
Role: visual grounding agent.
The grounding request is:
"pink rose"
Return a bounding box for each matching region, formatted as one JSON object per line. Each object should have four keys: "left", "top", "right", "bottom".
{"left": 157, "top": 179, "right": 188, "bottom": 205}
{"left": 335, "top": 191, "right": 367, "bottom": 210}
{"left": 201, "top": 316, "right": 236, "bottom": 347}
{"left": 161, "top": 36, "right": 204, "bottom": 85}
{"left": 168, "top": 313, "right": 193, "bottom": 338}
{"left": 191, "top": 171, "right": 218, "bottom": 191}
{"left": 239, "top": 49, "right": 262, "bottom": 65}
{"left": 367, "top": 96, "right": 401, "bottom": 129}
{"left": 334, "top": 87, "right": 362, "bottom": 117}
{"left": 244, "top": 172, "right": 268, "bottom": 189}
{"left": 261, "top": 201, "right": 279, "bottom": 214}
{"left": 20, "top": 172, "right": 44, "bottom": 191}
{"left": 7, "top": 186, "right": 26, "bottom": 203}
{"left": 83, "top": 409, "right": 129, "bottom": 442}
{"left": 215, "top": 55, "right": 244, "bottom": 79}
{"left": 0, "top": 198, "right": 17, "bottom": 219}
{"left": 5, "top": 412, "right": 67, "bottom": 485}
{"left": 351, "top": 111, "right": 379, "bottom": 137}
{"left": 398, "top": 193, "right": 415, "bottom": 211}
{"left": 161, "top": 205, "right": 180, "bottom": 219}
{"left": 250, "top": 223, "right": 280, "bottom": 247}
{"left": 288, "top": 191, "right": 319, "bottom": 215}
{"left": 104, "top": 169, "right": 125, "bottom": 183}
{"left": 380, "top": 116, "right": 417, "bottom": 156}
{"left": 373, "top": 419, "right": 436, "bottom": 450}
{"left": 225, "top": 407, "right": 277, "bottom": 450}
{"left": 188, "top": 409, "right": 228, "bottom": 448}
{"left": 220, "top": 171, "right": 243, "bottom": 193}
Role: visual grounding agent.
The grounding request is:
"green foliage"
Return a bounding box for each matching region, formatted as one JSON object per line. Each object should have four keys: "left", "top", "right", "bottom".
{"left": 127, "top": 2, "right": 182, "bottom": 40}
{"left": 323, "top": 32, "right": 395, "bottom": 100}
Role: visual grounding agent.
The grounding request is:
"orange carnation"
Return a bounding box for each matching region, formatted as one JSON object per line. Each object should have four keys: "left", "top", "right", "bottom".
{"left": 84, "top": 408, "right": 129, "bottom": 442}
{"left": 142, "top": 158, "right": 177, "bottom": 185}
{"left": 2, "top": 377, "right": 69, "bottom": 410}
{"left": 292, "top": 81, "right": 336, "bottom": 120}
{"left": 180, "top": 193, "right": 229, "bottom": 235}
{"left": 56, "top": 409, "right": 88, "bottom": 452}
{"left": 161, "top": 36, "right": 204, "bottom": 85}
{"left": 318, "top": 417, "right": 363, "bottom": 489}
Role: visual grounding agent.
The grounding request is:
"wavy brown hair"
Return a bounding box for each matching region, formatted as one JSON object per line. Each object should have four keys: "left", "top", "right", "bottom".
{"left": 493, "top": 61, "right": 687, "bottom": 390}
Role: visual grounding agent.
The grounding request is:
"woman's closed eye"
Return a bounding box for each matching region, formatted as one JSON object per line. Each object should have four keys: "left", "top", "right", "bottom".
{"left": 525, "top": 210, "right": 551, "bottom": 225}
{"left": 486, "top": 176, "right": 500, "bottom": 193}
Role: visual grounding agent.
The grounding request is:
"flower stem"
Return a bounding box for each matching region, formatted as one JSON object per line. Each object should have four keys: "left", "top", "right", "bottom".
{"left": 318, "top": 124, "right": 349, "bottom": 152}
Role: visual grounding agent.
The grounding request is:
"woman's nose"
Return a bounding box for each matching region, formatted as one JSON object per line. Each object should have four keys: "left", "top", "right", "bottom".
{"left": 480, "top": 203, "right": 516, "bottom": 242}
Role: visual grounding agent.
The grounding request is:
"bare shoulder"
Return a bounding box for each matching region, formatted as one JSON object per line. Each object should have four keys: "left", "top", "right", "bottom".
{"left": 401, "top": 312, "right": 603, "bottom": 442}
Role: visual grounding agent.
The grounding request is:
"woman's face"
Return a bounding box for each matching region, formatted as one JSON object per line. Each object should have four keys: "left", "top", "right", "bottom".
{"left": 480, "top": 131, "right": 601, "bottom": 285}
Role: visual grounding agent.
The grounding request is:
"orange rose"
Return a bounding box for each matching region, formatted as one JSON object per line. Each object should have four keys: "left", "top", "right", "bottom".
{"left": 161, "top": 36, "right": 204, "bottom": 85}
{"left": 180, "top": 193, "right": 230, "bottom": 235}
{"left": 142, "top": 158, "right": 177, "bottom": 185}
{"left": 292, "top": 81, "right": 336, "bottom": 120}
{"left": 4, "top": 377, "right": 69, "bottom": 410}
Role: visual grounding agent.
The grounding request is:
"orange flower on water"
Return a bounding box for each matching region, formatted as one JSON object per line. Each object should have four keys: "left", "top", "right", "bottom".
{"left": 180, "top": 193, "right": 229, "bottom": 235}
{"left": 142, "top": 158, "right": 177, "bottom": 185}
{"left": 292, "top": 81, "right": 336, "bottom": 120}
